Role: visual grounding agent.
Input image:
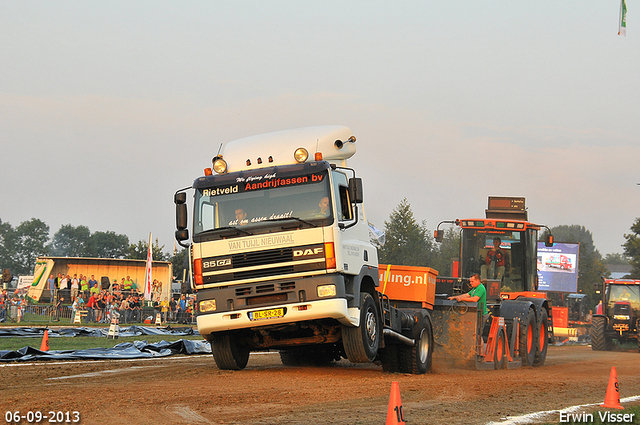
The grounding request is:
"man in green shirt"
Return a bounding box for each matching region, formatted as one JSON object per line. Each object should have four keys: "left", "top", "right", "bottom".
{"left": 448, "top": 274, "right": 487, "bottom": 316}
{"left": 449, "top": 274, "right": 492, "bottom": 344}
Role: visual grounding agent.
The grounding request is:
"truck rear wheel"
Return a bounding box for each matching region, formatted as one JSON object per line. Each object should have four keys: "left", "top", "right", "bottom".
{"left": 342, "top": 293, "right": 380, "bottom": 363}
{"left": 590, "top": 316, "right": 608, "bottom": 351}
{"left": 378, "top": 344, "right": 401, "bottom": 373}
{"left": 533, "top": 309, "right": 548, "bottom": 366}
{"left": 519, "top": 308, "right": 536, "bottom": 367}
{"left": 398, "top": 311, "right": 433, "bottom": 374}
{"left": 212, "top": 333, "right": 250, "bottom": 370}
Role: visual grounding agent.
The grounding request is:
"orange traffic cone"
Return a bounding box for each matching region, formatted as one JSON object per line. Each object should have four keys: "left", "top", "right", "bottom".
{"left": 601, "top": 366, "right": 623, "bottom": 409}
{"left": 40, "top": 329, "right": 49, "bottom": 352}
{"left": 386, "top": 381, "right": 406, "bottom": 425}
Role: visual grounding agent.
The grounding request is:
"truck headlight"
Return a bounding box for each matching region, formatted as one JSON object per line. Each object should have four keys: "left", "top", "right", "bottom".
{"left": 199, "top": 299, "right": 217, "bottom": 313}
{"left": 294, "top": 147, "right": 309, "bottom": 163}
{"left": 212, "top": 157, "right": 228, "bottom": 174}
{"left": 317, "top": 284, "right": 336, "bottom": 298}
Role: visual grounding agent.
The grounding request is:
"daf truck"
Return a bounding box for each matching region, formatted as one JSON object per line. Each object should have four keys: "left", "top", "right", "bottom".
{"left": 174, "top": 126, "right": 436, "bottom": 372}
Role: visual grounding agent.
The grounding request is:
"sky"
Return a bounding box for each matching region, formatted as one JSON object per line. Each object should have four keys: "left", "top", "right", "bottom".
{"left": 1, "top": 1, "right": 639, "bottom": 260}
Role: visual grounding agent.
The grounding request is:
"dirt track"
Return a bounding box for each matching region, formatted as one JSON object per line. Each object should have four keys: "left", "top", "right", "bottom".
{"left": 2, "top": 344, "right": 640, "bottom": 425}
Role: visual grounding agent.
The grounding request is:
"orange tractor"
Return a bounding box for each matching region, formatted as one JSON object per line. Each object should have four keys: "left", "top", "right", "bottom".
{"left": 434, "top": 196, "right": 554, "bottom": 369}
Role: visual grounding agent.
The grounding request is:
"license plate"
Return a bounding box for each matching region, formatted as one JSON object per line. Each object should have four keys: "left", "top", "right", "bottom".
{"left": 249, "top": 307, "right": 285, "bottom": 321}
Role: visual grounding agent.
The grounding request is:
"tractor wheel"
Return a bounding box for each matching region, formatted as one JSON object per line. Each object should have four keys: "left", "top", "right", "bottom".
{"left": 398, "top": 311, "right": 433, "bottom": 374}
{"left": 342, "top": 293, "right": 380, "bottom": 363}
{"left": 494, "top": 327, "right": 508, "bottom": 370}
{"left": 212, "top": 333, "right": 250, "bottom": 370}
{"left": 590, "top": 316, "right": 608, "bottom": 351}
{"left": 519, "top": 308, "right": 536, "bottom": 367}
{"left": 378, "top": 344, "right": 401, "bottom": 373}
{"left": 533, "top": 309, "right": 549, "bottom": 366}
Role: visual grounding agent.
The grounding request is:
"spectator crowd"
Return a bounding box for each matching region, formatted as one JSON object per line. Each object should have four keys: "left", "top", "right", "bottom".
{"left": 0, "top": 273, "right": 195, "bottom": 325}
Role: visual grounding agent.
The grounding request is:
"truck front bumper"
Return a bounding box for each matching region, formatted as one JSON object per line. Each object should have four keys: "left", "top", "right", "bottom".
{"left": 197, "top": 298, "right": 360, "bottom": 335}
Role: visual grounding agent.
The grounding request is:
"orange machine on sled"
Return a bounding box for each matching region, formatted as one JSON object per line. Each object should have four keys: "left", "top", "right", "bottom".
{"left": 433, "top": 196, "right": 554, "bottom": 369}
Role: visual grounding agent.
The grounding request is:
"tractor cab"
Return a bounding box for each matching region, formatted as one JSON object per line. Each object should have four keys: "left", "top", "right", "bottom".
{"left": 605, "top": 281, "right": 640, "bottom": 335}
{"left": 436, "top": 197, "right": 553, "bottom": 300}
{"left": 458, "top": 222, "right": 540, "bottom": 296}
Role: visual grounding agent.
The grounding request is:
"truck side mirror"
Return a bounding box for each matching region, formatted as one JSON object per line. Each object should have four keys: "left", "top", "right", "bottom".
{"left": 176, "top": 204, "right": 188, "bottom": 231}
{"left": 434, "top": 229, "right": 443, "bottom": 243}
{"left": 175, "top": 192, "right": 188, "bottom": 232}
{"left": 348, "top": 177, "right": 363, "bottom": 204}
{"left": 545, "top": 234, "right": 554, "bottom": 247}
{"left": 175, "top": 229, "right": 189, "bottom": 242}
{"left": 175, "top": 192, "right": 187, "bottom": 205}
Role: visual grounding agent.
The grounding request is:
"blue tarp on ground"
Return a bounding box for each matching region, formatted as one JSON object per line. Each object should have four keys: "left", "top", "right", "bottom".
{"left": 0, "top": 326, "right": 198, "bottom": 338}
{"left": 0, "top": 339, "right": 211, "bottom": 362}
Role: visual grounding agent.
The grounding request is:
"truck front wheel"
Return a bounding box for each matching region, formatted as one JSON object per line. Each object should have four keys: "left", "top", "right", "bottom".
{"left": 342, "top": 292, "right": 380, "bottom": 363}
{"left": 212, "top": 333, "right": 250, "bottom": 370}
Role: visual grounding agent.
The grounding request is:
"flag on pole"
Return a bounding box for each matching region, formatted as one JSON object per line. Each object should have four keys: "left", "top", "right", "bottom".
{"left": 619, "top": 0, "right": 627, "bottom": 36}
{"left": 144, "top": 233, "right": 153, "bottom": 301}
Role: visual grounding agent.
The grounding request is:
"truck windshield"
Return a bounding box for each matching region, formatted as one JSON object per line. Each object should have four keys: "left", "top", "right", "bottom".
{"left": 461, "top": 229, "right": 526, "bottom": 292}
{"left": 193, "top": 165, "right": 333, "bottom": 238}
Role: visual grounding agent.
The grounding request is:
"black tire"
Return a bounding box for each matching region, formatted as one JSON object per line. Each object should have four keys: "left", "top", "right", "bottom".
{"left": 212, "top": 333, "right": 250, "bottom": 370}
{"left": 590, "top": 316, "right": 607, "bottom": 351}
{"left": 280, "top": 345, "right": 338, "bottom": 367}
{"left": 533, "top": 309, "right": 549, "bottom": 366}
{"left": 494, "top": 327, "right": 507, "bottom": 370}
{"left": 279, "top": 349, "right": 303, "bottom": 366}
{"left": 378, "top": 344, "right": 401, "bottom": 373}
{"left": 519, "top": 308, "right": 536, "bottom": 367}
{"left": 342, "top": 293, "right": 380, "bottom": 363}
{"left": 398, "top": 311, "right": 433, "bottom": 374}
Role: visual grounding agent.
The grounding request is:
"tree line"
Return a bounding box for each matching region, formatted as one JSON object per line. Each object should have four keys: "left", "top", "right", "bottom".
{"left": 4, "top": 204, "right": 640, "bottom": 299}
{"left": 0, "top": 218, "right": 187, "bottom": 278}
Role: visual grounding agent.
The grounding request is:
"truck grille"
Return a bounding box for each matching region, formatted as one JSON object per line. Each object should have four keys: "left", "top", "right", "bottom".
{"left": 246, "top": 293, "right": 288, "bottom": 306}
{"left": 233, "top": 248, "right": 292, "bottom": 268}
{"left": 201, "top": 243, "right": 324, "bottom": 285}
{"left": 235, "top": 281, "right": 296, "bottom": 297}
{"left": 234, "top": 266, "right": 294, "bottom": 281}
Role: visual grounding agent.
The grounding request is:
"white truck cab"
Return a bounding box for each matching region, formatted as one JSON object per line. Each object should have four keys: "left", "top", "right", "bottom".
{"left": 175, "top": 126, "right": 382, "bottom": 370}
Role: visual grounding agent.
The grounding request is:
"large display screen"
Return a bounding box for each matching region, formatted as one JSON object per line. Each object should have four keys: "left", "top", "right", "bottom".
{"left": 537, "top": 242, "right": 579, "bottom": 292}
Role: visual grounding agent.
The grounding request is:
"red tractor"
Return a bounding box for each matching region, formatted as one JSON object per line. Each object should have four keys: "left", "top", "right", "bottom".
{"left": 591, "top": 279, "right": 640, "bottom": 352}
